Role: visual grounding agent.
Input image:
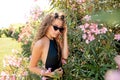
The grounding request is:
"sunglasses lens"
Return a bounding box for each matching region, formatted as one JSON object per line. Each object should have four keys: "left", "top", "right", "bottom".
{"left": 53, "top": 26, "right": 58, "bottom": 31}
{"left": 61, "top": 15, "right": 64, "bottom": 20}
{"left": 54, "top": 13, "right": 59, "bottom": 19}
{"left": 60, "top": 28, "right": 64, "bottom": 32}
{"left": 53, "top": 25, "right": 64, "bottom": 32}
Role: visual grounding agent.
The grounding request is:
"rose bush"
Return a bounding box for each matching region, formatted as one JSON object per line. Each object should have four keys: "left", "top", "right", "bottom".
{"left": 50, "top": 0, "right": 120, "bottom": 80}
{"left": 0, "top": 49, "right": 29, "bottom": 80}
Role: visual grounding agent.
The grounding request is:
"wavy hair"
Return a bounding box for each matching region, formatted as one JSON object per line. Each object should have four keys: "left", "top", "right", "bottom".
{"left": 31, "top": 12, "right": 66, "bottom": 57}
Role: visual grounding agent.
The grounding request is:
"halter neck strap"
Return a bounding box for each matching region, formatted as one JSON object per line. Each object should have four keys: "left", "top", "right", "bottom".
{"left": 45, "top": 35, "right": 53, "bottom": 40}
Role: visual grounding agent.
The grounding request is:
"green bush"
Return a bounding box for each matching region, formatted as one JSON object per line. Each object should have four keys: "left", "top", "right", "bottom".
{"left": 0, "top": 29, "right": 3, "bottom": 37}
{"left": 50, "top": 0, "right": 120, "bottom": 80}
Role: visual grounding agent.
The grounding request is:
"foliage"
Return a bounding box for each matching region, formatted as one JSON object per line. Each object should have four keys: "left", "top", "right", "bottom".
{"left": 50, "top": 0, "right": 120, "bottom": 80}
{"left": 17, "top": 4, "right": 45, "bottom": 57}
{"left": 0, "top": 49, "right": 29, "bottom": 80}
{"left": 92, "top": 0, "right": 120, "bottom": 12}
{"left": 18, "top": 23, "right": 34, "bottom": 56}
{"left": 0, "top": 24, "right": 25, "bottom": 39}
{"left": 0, "top": 29, "right": 3, "bottom": 37}
{"left": 2, "top": 28, "right": 13, "bottom": 37}
{"left": 0, "top": 38, "right": 22, "bottom": 72}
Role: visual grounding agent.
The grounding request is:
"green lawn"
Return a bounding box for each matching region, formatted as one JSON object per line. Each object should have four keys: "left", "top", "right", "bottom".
{"left": 0, "top": 38, "right": 22, "bottom": 72}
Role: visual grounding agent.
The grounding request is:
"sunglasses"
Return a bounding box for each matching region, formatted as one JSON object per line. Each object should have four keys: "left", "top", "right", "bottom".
{"left": 54, "top": 13, "right": 65, "bottom": 20}
{"left": 53, "top": 25, "right": 64, "bottom": 32}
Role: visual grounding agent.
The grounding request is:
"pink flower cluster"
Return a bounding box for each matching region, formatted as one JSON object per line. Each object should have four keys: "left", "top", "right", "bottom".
{"left": 30, "top": 7, "right": 42, "bottom": 20}
{"left": 114, "top": 55, "right": 120, "bottom": 69}
{"left": 82, "top": 15, "right": 91, "bottom": 21}
{"left": 12, "top": 49, "right": 19, "bottom": 54}
{"left": 104, "top": 55, "right": 120, "bottom": 80}
{"left": 77, "top": 0, "right": 86, "bottom": 4}
{"left": 0, "top": 72, "right": 16, "bottom": 80}
{"left": 18, "top": 24, "right": 33, "bottom": 44}
{"left": 3, "top": 56, "right": 22, "bottom": 67}
{"left": 114, "top": 34, "right": 120, "bottom": 41}
{"left": 105, "top": 70, "right": 120, "bottom": 80}
{"left": 79, "top": 23, "right": 108, "bottom": 44}
{"left": 0, "top": 49, "right": 29, "bottom": 80}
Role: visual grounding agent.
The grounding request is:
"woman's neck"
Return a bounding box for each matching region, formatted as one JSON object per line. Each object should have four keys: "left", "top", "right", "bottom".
{"left": 45, "top": 34, "right": 54, "bottom": 40}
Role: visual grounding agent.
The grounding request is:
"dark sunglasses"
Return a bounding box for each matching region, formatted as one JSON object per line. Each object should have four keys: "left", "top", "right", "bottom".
{"left": 53, "top": 25, "right": 64, "bottom": 32}
{"left": 54, "top": 13, "right": 65, "bottom": 20}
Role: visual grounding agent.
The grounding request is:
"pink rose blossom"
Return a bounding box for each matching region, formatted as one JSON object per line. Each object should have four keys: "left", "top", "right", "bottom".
{"left": 12, "top": 49, "right": 18, "bottom": 54}
{"left": 11, "top": 74, "right": 16, "bottom": 80}
{"left": 22, "top": 71, "right": 28, "bottom": 76}
{"left": 1, "top": 71, "right": 7, "bottom": 76}
{"left": 94, "top": 28, "right": 100, "bottom": 35}
{"left": 83, "top": 15, "right": 91, "bottom": 21}
{"left": 114, "top": 34, "right": 120, "bottom": 41}
{"left": 87, "top": 34, "right": 95, "bottom": 41}
{"left": 114, "top": 55, "right": 120, "bottom": 69}
{"left": 105, "top": 70, "right": 120, "bottom": 80}
{"left": 100, "top": 27, "right": 108, "bottom": 34}
{"left": 42, "top": 76, "right": 48, "bottom": 80}
{"left": 1, "top": 76, "right": 6, "bottom": 80}
{"left": 85, "top": 40, "right": 89, "bottom": 44}
{"left": 84, "top": 23, "right": 89, "bottom": 28}
{"left": 3, "top": 56, "right": 22, "bottom": 67}
{"left": 46, "top": 68, "right": 52, "bottom": 73}
{"left": 79, "top": 25, "right": 85, "bottom": 31}
{"left": 77, "top": 0, "right": 86, "bottom": 4}
{"left": 82, "top": 34, "right": 87, "bottom": 39}
{"left": 86, "top": 30, "right": 91, "bottom": 34}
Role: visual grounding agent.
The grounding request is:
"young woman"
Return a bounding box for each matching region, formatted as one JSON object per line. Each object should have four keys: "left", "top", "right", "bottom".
{"left": 29, "top": 12, "right": 69, "bottom": 79}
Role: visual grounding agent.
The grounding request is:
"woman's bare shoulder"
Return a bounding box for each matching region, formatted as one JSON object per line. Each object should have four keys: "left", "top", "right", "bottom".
{"left": 34, "top": 37, "right": 48, "bottom": 48}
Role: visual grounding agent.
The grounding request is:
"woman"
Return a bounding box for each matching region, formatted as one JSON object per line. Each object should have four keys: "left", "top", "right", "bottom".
{"left": 29, "top": 12, "right": 69, "bottom": 79}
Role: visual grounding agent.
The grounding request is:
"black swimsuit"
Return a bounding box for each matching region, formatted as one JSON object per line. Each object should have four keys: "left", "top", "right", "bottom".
{"left": 45, "top": 39, "right": 62, "bottom": 72}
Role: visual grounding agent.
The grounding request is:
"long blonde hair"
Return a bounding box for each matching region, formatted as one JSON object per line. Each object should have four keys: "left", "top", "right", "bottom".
{"left": 31, "top": 12, "right": 65, "bottom": 56}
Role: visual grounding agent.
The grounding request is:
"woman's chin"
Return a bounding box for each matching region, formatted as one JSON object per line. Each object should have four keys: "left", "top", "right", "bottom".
{"left": 53, "top": 35, "right": 59, "bottom": 38}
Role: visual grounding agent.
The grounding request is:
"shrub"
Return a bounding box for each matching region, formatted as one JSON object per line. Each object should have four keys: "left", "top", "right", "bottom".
{"left": 50, "top": 0, "right": 120, "bottom": 80}
{"left": 0, "top": 49, "right": 29, "bottom": 80}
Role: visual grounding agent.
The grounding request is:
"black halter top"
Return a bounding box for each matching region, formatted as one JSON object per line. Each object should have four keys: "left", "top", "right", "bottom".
{"left": 45, "top": 39, "right": 62, "bottom": 72}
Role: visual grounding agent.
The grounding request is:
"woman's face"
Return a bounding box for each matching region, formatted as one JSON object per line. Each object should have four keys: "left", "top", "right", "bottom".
{"left": 47, "top": 19, "right": 64, "bottom": 38}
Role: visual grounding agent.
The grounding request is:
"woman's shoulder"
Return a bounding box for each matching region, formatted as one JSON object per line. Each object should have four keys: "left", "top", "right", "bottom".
{"left": 34, "top": 36, "right": 49, "bottom": 48}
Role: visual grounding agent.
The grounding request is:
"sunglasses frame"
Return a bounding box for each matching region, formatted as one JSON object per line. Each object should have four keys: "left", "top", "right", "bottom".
{"left": 52, "top": 25, "right": 64, "bottom": 33}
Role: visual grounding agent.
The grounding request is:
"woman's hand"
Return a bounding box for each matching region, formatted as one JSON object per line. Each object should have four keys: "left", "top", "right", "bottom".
{"left": 42, "top": 68, "right": 54, "bottom": 78}
{"left": 63, "top": 24, "right": 67, "bottom": 35}
{"left": 42, "top": 67, "right": 63, "bottom": 78}
{"left": 54, "top": 67, "right": 63, "bottom": 77}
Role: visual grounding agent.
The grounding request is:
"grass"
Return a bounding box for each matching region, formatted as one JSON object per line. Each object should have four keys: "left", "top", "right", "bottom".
{"left": 0, "top": 37, "right": 22, "bottom": 72}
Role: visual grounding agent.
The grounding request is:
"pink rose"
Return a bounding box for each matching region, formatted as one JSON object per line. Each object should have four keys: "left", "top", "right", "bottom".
{"left": 114, "top": 55, "right": 120, "bottom": 69}
{"left": 105, "top": 70, "right": 120, "bottom": 80}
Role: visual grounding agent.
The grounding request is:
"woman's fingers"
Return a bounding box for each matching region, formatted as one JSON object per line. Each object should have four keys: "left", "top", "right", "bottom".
{"left": 54, "top": 67, "right": 63, "bottom": 77}
{"left": 55, "top": 67, "right": 63, "bottom": 72}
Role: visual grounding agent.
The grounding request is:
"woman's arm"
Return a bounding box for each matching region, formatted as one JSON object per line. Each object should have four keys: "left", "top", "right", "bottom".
{"left": 62, "top": 24, "right": 69, "bottom": 59}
